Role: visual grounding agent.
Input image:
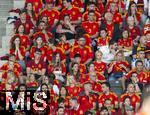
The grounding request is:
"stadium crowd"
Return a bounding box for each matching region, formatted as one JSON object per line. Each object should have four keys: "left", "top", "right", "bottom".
{"left": 0, "top": 0, "right": 150, "bottom": 114}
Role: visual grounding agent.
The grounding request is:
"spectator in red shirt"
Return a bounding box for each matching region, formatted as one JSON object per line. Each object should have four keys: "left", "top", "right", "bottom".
{"left": 56, "top": 34, "right": 71, "bottom": 56}
{"left": 86, "top": 62, "right": 106, "bottom": 83}
{"left": 109, "top": 2, "right": 123, "bottom": 27}
{"left": 108, "top": 51, "right": 130, "bottom": 79}
{"left": 33, "top": 21, "right": 53, "bottom": 44}
{"left": 14, "top": 24, "right": 30, "bottom": 50}
{"left": 30, "top": 36, "right": 47, "bottom": 61}
{"left": 14, "top": 10, "right": 34, "bottom": 35}
{"left": 26, "top": 73, "right": 38, "bottom": 87}
{"left": 25, "top": 0, "right": 43, "bottom": 15}
{"left": 125, "top": 16, "right": 141, "bottom": 40}
{"left": 98, "top": 82, "right": 118, "bottom": 110}
{"left": 82, "top": 2, "right": 101, "bottom": 25}
{"left": 61, "top": 0, "right": 82, "bottom": 25}
{"left": 93, "top": 50, "right": 107, "bottom": 75}
{"left": 0, "top": 54, "right": 22, "bottom": 78}
{"left": 97, "top": 29, "right": 111, "bottom": 47}
{"left": 120, "top": 83, "right": 141, "bottom": 112}
{"left": 118, "top": 29, "right": 133, "bottom": 52}
{"left": 69, "top": 97, "right": 85, "bottom": 114}
{"left": 3, "top": 70, "right": 19, "bottom": 90}
{"left": 56, "top": 14, "right": 76, "bottom": 42}
{"left": 78, "top": 82, "right": 97, "bottom": 112}
{"left": 10, "top": 35, "right": 26, "bottom": 61}
{"left": 48, "top": 52, "right": 66, "bottom": 82}
{"left": 123, "top": 60, "right": 148, "bottom": 87}
{"left": 82, "top": 10, "right": 99, "bottom": 40}
{"left": 101, "top": 12, "right": 121, "bottom": 42}
{"left": 39, "top": 0, "right": 60, "bottom": 30}
{"left": 70, "top": 37, "right": 93, "bottom": 65}
{"left": 72, "top": 0, "right": 84, "bottom": 12}
{"left": 125, "top": 1, "right": 141, "bottom": 26}
{"left": 69, "top": 54, "right": 86, "bottom": 74}
{"left": 26, "top": 49, "right": 46, "bottom": 79}
{"left": 24, "top": 2, "right": 37, "bottom": 26}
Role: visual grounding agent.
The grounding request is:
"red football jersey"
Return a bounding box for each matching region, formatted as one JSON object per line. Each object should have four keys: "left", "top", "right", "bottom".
{"left": 93, "top": 61, "right": 107, "bottom": 74}
{"left": 70, "top": 45, "right": 94, "bottom": 63}
{"left": 120, "top": 93, "right": 140, "bottom": 109}
{"left": 10, "top": 46, "right": 26, "bottom": 61}
{"left": 82, "top": 21, "right": 99, "bottom": 36}
{"left": 98, "top": 92, "right": 118, "bottom": 106}
{"left": 39, "top": 9, "right": 60, "bottom": 26}
{"left": 61, "top": 6, "right": 82, "bottom": 21}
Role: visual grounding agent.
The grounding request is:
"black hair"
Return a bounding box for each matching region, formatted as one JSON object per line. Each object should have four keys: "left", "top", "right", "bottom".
{"left": 135, "top": 60, "right": 143, "bottom": 66}
{"left": 18, "top": 83, "right": 27, "bottom": 90}
{"left": 74, "top": 53, "right": 81, "bottom": 58}
{"left": 128, "top": 1, "right": 137, "bottom": 16}
{"left": 19, "top": 9, "right": 26, "bottom": 15}
{"left": 100, "top": 106, "right": 108, "bottom": 111}
{"left": 63, "top": 0, "right": 72, "bottom": 3}
{"left": 101, "top": 82, "right": 110, "bottom": 89}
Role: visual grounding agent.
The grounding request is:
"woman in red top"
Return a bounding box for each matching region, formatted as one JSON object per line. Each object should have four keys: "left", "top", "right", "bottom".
{"left": 10, "top": 36, "right": 26, "bottom": 61}
{"left": 30, "top": 36, "right": 47, "bottom": 61}
{"left": 48, "top": 52, "right": 66, "bottom": 82}
{"left": 66, "top": 62, "right": 82, "bottom": 86}
{"left": 24, "top": 2, "right": 37, "bottom": 26}
{"left": 125, "top": 1, "right": 141, "bottom": 25}
{"left": 108, "top": 50, "right": 130, "bottom": 90}
{"left": 93, "top": 50, "right": 107, "bottom": 75}
{"left": 54, "top": 86, "right": 70, "bottom": 111}
{"left": 118, "top": 29, "right": 133, "bottom": 51}
{"left": 14, "top": 24, "right": 30, "bottom": 50}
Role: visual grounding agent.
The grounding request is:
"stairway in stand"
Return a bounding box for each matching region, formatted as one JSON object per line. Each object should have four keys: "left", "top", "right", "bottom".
{"left": 0, "top": 0, "right": 25, "bottom": 65}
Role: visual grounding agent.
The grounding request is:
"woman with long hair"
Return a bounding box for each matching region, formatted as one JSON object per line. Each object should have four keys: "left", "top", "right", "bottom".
{"left": 10, "top": 36, "right": 26, "bottom": 61}
{"left": 14, "top": 24, "right": 30, "bottom": 50}
{"left": 24, "top": 2, "right": 37, "bottom": 26}
{"left": 48, "top": 52, "right": 66, "bottom": 82}
{"left": 30, "top": 36, "right": 47, "bottom": 61}
{"left": 125, "top": 1, "right": 141, "bottom": 25}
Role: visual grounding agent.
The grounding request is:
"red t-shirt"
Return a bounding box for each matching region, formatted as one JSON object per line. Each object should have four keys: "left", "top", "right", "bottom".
{"left": 61, "top": 6, "right": 82, "bottom": 21}
{"left": 39, "top": 9, "right": 60, "bottom": 26}
{"left": 82, "top": 21, "right": 99, "bottom": 36}
{"left": 70, "top": 45, "right": 94, "bottom": 63}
